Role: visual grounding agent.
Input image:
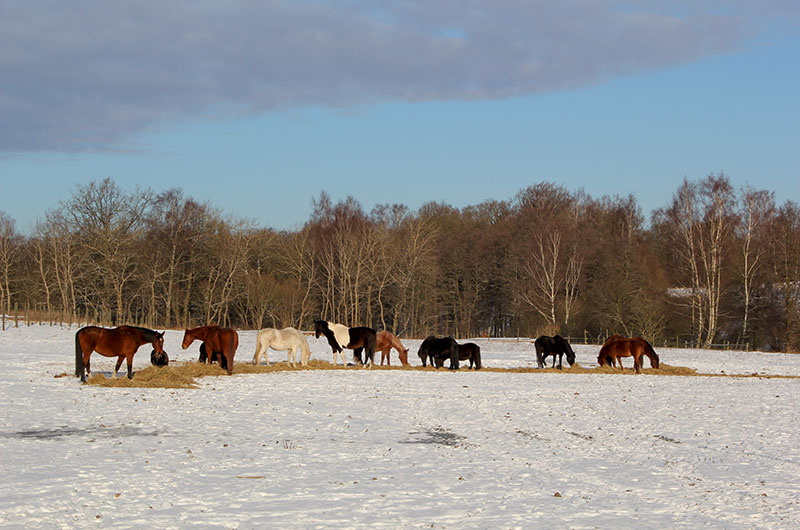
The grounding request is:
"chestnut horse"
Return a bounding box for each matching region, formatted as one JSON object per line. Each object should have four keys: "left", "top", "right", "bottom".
{"left": 376, "top": 330, "right": 409, "bottom": 366}
{"left": 75, "top": 325, "right": 165, "bottom": 382}
{"left": 182, "top": 325, "right": 239, "bottom": 375}
{"left": 597, "top": 335, "right": 659, "bottom": 373}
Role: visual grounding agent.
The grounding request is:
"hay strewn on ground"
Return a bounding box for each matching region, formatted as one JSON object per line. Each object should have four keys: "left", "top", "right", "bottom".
{"left": 82, "top": 360, "right": 798, "bottom": 389}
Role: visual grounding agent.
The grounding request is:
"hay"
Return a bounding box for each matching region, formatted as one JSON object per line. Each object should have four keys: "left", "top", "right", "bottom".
{"left": 83, "top": 359, "right": 798, "bottom": 389}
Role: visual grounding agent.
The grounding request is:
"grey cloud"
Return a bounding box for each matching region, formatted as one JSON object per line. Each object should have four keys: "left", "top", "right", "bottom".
{"left": 0, "top": 0, "right": 791, "bottom": 152}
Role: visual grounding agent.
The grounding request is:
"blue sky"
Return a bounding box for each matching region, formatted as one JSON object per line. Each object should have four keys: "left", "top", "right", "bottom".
{"left": 1, "top": 1, "right": 798, "bottom": 232}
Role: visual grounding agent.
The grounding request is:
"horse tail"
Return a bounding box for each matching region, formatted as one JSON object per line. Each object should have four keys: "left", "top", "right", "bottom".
{"left": 299, "top": 334, "right": 311, "bottom": 366}
{"left": 227, "top": 330, "right": 236, "bottom": 374}
{"left": 74, "top": 329, "right": 84, "bottom": 379}
{"left": 474, "top": 345, "right": 482, "bottom": 370}
{"left": 253, "top": 330, "right": 265, "bottom": 364}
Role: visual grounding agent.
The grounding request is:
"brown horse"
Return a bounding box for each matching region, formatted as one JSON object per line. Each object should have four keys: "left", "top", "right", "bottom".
{"left": 376, "top": 330, "right": 409, "bottom": 366}
{"left": 597, "top": 335, "right": 659, "bottom": 373}
{"left": 182, "top": 325, "right": 239, "bottom": 375}
{"left": 75, "top": 325, "right": 165, "bottom": 382}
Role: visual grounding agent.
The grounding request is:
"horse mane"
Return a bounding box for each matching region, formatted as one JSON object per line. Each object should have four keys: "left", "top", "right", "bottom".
{"left": 124, "top": 325, "right": 161, "bottom": 342}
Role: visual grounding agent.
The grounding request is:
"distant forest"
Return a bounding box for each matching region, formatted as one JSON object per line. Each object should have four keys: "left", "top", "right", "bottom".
{"left": 0, "top": 175, "right": 798, "bottom": 351}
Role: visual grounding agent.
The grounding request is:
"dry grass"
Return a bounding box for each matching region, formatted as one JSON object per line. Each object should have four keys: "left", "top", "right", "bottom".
{"left": 83, "top": 360, "right": 799, "bottom": 388}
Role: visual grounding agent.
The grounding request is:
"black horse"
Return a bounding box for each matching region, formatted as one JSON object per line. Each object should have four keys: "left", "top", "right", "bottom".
{"left": 433, "top": 341, "right": 481, "bottom": 370}
{"left": 150, "top": 349, "right": 169, "bottom": 366}
{"left": 534, "top": 335, "right": 576, "bottom": 369}
{"left": 418, "top": 336, "right": 460, "bottom": 370}
{"left": 198, "top": 342, "right": 228, "bottom": 371}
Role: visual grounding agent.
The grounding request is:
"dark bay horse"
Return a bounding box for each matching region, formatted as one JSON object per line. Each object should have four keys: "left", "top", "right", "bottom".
{"left": 597, "top": 335, "right": 659, "bottom": 374}
{"left": 182, "top": 325, "right": 239, "bottom": 375}
{"left": 534, "top": 335, "right": 576, "bottom": 370}
{"left": 75, "top": 325, "right": 165, "bottom": 382}
{"left": 314, "top": 320, "right": 378, "bottom": 367}
{"left": 433, "top": 341, "right": 481, "bottom": 369}
{"left": 418, "top": 336, "right": 460, "bottom": 370}
{"left": 376, "top": 330, "right": 409, "bottom": 366}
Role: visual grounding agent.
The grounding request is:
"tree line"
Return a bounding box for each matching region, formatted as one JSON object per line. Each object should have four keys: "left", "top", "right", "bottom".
{"left": 0, "top": 175, "right": 798, "bottom": 351}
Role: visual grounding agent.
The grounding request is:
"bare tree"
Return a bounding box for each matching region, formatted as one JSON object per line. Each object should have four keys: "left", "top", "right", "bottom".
{"left": 0, "top": 212, "right": 23, "bottom": 326}
{"left": 65, "top": 178, "right": 151, "bottom": 324}
{"left": 736, "top": 186, "right": 774, "bottom": 344}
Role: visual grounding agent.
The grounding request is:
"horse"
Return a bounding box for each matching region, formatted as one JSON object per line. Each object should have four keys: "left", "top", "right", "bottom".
{"left": 150, "top": 349, "right": 169, "bottom": 366}
{"left": 602, "top": 335, "right": 659, "bottom": 370}
{"left": 198, "top": 342, "right": 227, "bottom": 371}
{"left": 252, "top": 327, "right": 312, "bottom": 367}
{"left": 597, "top": 335, "right": 659, "bottom": 373}
{"left": 182, "top": 325, "right": 239, "bottom": 375}
{"left": 417, "top": 336, "right": 460, "bottom": 370}
{"left": 433, "top": 341, "right": 481, "bottom": 369}
{"left": 376, "top": 330, "right": 409, "bottom": 366}
{"left": 534, "top": 335, "right": 576, "bottom": 370}
{"left": 314, "top": 320, "right": 378, "bottom": 367}
{"left": 75, "top": 325, "right": 165, "bottom": 382}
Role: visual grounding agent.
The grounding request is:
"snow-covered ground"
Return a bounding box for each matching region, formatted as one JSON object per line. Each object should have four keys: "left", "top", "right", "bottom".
{"left": 1, "top": 325, "right": 798, "bottom": 529}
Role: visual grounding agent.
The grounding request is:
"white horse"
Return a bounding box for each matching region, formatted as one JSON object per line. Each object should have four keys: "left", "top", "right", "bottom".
{"left": 252, "top": 327, "right": 311, "bottom": 367}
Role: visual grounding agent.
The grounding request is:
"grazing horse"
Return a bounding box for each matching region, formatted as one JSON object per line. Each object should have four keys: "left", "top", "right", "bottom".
{"left": 198, "top": 343, "right": 227, "bottom": 370}
{"left": 376, "top": 330, "right": 410, "bottom": 366}
{"left": 150, "top": 349, "right": 169, "bottom": 367}
{"left": 417, "top": 336, "right": 460, "bottom": 370}
{"left": 597, "top": 335, "right": 659, "bottom": 373}
{"left": 534, "top": 335, "right": 576, "bottom": 370}
{"left": 314, "top": 320, "right": 378, "bottom": 367}
{"left": 182, "top": 325, "right": 239, "bottom": 375}
{"left": 433, "top": 341, "right": 481, "bottom": 369}
{"left": 75, "top": 325, "right": 165, "bottom": 382}
{"left": 252, "top": 327, "right": 312, "bottom": 367}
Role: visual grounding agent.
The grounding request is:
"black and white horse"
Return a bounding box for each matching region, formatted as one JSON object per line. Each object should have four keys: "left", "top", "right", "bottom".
{"left": 418, "top": 336, "right": 460, "bottom": 370}
{"left": 313, "top": 320, "right": 378, "bottom": 367}
{"left": 534, "top": 335, "right": 576, "bottom": 369}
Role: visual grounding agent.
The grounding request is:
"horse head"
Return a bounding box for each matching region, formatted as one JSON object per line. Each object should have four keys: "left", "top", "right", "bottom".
{"left": 417, "top": 336, "right": 435, "bottom": 366}
{"left": 313, "top": 320, "right": 326, "bottom": 339}
{"left": 596, "top": 347, "right": 608, "bottom": 367}
{"left": 556, "top": 335, "right": 576, "bottom": 366}
{"left": 152, "top": 331, "right": 166, "bottom": 354}
{"left": 650, "top": 351, "right": 660, "bottom": 369}
{"left": 181, "top": 329, "right": 194, "bottom": 350}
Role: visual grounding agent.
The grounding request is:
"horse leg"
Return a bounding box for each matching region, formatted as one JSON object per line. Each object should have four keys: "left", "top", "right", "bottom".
{"left": 557, "top": 353, "right": 563, "bottom": 370}
{"left": 113, "top": 356, "right": 124, "bottom": 378}
{"left": 288, "top": 346, "right": 296, "bottom": 368}
{"left": 80, "top": 350, "right": 91, "bottom": 382}
{"left": 225, "top": 351, "right": 234, "bottom": 375}
{"left": 353, "top": 347, "right": 364, "bottom": 366}
{"left": 126, "top": 354, "right": 134, "bottom": 379}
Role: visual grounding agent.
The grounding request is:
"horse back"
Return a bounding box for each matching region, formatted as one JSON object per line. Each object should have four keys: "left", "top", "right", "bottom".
{"left": 348, "top": 327, "right": 376, "bottom": 349}
{"left": 375, "top": 330, "right": 391, "bottom": 350}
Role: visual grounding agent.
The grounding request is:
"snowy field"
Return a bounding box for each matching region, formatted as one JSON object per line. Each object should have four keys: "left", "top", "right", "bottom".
{"left": 1, "top": 325, "right": 798, "bottom": 529}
